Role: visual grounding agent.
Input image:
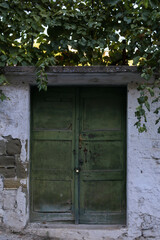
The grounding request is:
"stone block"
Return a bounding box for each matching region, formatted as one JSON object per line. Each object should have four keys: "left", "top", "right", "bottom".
{"left": 0, "top": 177, "right": 3, "bottom": 190}
{"left": 4, "top": 179, "right": 21, "bottom": 189}
{"left": 0, "top": 156, "right": 15, "bottom": 167}
{"left": 0, "top": 168, "right": 16, "bottom": 178}
{"left": 5, "top": 136, "right": 21, "bottom": 156}
{"left": 16, "top": 160, "right": 27, "bottom": 178}
{"left": 0, "top": 140, "right": 6, "bottom": 155}
{"left": 4, "top": 179, "right": 27, "bottom": 189}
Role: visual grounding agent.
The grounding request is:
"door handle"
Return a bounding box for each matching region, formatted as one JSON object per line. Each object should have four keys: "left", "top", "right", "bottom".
{"left": 79, "top": 134, "right": 83, "bottom": 149}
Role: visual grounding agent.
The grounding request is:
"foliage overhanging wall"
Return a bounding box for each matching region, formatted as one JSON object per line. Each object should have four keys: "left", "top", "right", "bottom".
{"left": 0, "top": 0, "right": 160, "bottom": 132}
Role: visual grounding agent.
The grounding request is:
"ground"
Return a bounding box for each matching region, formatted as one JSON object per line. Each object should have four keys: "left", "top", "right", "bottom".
{"left": 0, "top": 227, "right": 55, "bottom": 240}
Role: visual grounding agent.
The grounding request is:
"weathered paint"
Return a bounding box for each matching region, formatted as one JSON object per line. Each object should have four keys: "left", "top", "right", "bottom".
{"left": 0, "top": 81, "right": 30, "bottom": 229}
{"left": 0, "top": 69, "right": 159, "bottom": 239}
{"left": 30, "top": 87, "right": 126, "bottom": 224}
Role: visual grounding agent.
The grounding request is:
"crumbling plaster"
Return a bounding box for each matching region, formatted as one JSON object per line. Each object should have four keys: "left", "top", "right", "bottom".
{"left": 0, "top": 68, "right": 159, "bottom": 239}
{"left": 0, "top": 81, "right": 30, "bottom": 229}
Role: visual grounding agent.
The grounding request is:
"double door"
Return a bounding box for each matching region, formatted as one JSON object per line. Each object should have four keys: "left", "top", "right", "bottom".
{"left": 30, "top": 87, "right": 126, "bottom": 224}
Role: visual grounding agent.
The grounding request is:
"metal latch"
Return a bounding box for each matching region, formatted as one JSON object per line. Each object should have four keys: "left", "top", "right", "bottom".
{"left": 74, "top": 168, "right": 80, "bottom": 173}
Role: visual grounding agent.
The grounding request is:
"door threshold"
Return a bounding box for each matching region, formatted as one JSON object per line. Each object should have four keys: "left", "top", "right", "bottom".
{"left": 25, "top": 223, "right": 127, "bottom": 240}
{"left": 27, "top": 222, "right": 126, "bottom": 230}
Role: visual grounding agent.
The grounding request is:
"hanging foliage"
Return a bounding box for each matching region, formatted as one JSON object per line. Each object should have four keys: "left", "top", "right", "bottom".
{"left": 0, "top": 0, "right": 160, "bottom": 132}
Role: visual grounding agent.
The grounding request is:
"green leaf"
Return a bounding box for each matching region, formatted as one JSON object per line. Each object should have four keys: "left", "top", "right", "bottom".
{"left": 143, "top": 0, "right": 149, "bottom": 8}
{"left": 0, "top": 90, "right": 7, "bottom": 101}
{"left": 138, "top": 124, "right": 147, "bottom": 133}
{"left": 0, "top": 61, "right": 5, "bottom": 67}
{"left": 0, "top": 74, "right": 7, "bottom": 85}
{"left": 146, "top": 87, "right": 154, "bottom": 97}
{"left": 124, "top": 17, "right": 132, "bottom": 24}
{"left": 155, "top": 118, "right": 160, "bottom": 125}
{"left": 154, "top": 107, "right": 160, "bottom": 114}
{"left": 115, "top": 13, "right": 123, "bottom": 19}
{"left": 133, "top": 56, "right": 141, "bottom": 65}
{"left": 0, "top": 2, "right": 9, "bottom": 9}
{"left": 145, "top": 101, "right": 150, "bottom": 111}
{"left": 0, "top": 55, "right": 8, "bottom": 62}
{"left": 138, "top": 96, "right": 148, "bottom": 104}
{"left": 134, "top": 121, "right": 141, "bottom": 128}
{"left": 137, "top": 84, "right": 146, "bottom": 91}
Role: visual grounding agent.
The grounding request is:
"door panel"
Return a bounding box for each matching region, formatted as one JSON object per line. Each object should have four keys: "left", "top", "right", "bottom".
{"left": 33, "top": 180, "right": 72, "bottom": 212}
{"left": 33, "top": 100, "right": 73, "bottom": 130}
{"left": 80, "top": 141, "right": 124, "bottom": 170}
{"left": 83, "top": 97, "right": 122, "bottom": 131}
{"left": 32, "top": 140, "right": 72, "bottom": 170}
{"left": 79, "top": 87, "right": 126, "bottom": 224}
{"left": 30, "top": 87, "right": 75, "bottom": 222}
{"left": 81, "top": 180, "right": 123, "bottom": 211}
{"left": 30, "top": 87, "right": 126, "bottom": 224}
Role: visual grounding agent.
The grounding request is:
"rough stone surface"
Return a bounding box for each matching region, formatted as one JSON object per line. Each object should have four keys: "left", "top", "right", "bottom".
{"left": 0, "top": 156, "right": 15, "bottom": 167}
{"left": 4, "top": 65, "right": 138, "bottom": 73}
{"left": 5, "top": 136, "right": 21, "bottom": 156}
{"left": 16, "top": 158, "right": 27, "bottom": 179}
{"left": 0, "top": 168, "right": 16, "bottom": 178}
{"left": 4, "top": 179, "right": 26, "bottom": 189}
{"left": 0, "top": 141, "right": 6, "bottom": 155}
{"left": 0, "top": 177, "right": 3, "bottom": 190}
{"left": 0, "top": 72, "right": 159, "bottom": 239}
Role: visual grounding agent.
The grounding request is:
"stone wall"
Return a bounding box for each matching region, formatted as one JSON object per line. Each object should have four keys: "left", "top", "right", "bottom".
{"left": 0, "top": 69, "right": 159, "bottom": 239}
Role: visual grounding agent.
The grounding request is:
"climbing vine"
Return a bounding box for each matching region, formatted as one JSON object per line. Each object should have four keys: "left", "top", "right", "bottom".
{"left": 0, "top": 0, "right": 160, "bottom": 132}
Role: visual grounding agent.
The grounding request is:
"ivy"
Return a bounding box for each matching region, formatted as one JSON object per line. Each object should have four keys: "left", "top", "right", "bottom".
{"left": 0, "top": 73, "right": 9, "bottom": 101}
{"left": 0, "top": 0, "right": 159, "bottom": 132}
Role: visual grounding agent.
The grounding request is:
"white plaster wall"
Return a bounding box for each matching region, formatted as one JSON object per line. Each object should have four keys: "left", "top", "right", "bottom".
{"left": 0, "top": 82, "right": 30, "bottom": 161}
{"left": 0, "top": 79, "right": 160, "bottom": 239}
{"left": 127, "top": 83, "right": 160, "bottom": 239}
{"left": 0, "top": 81, "right": 30, "bottom": 229}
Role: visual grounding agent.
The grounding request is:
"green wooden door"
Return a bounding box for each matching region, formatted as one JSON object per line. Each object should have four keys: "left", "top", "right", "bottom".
{"left": 30, "top": 87, "right": 126, "bottom": 224}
